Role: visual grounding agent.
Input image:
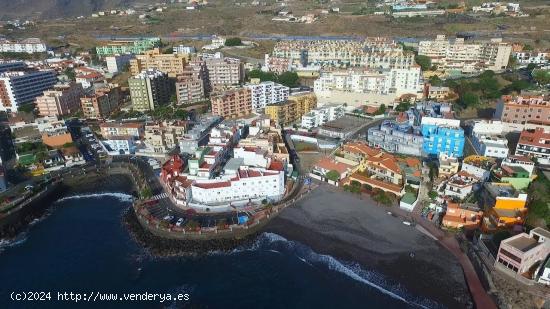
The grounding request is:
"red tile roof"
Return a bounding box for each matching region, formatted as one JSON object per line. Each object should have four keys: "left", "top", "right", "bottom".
{"left": 315, "top": 157, "right": 353, "bottom": 174}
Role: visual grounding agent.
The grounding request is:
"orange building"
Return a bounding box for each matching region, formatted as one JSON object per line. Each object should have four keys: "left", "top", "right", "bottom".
{"left": 442, "top": 202, "right": 483, "bottom": 230}
{"left": 211, "top": 88, "right": 252, "bottom": 118}
{"left": 481, "top": 182, "right": 528, "bottom": 232}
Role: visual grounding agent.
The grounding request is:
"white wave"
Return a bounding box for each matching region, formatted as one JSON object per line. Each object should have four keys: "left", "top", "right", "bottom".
{"left": 56, "top": 192, "right": 134, "bottom": 203}
{"left": 253, "top": 233, "right": 432, "bottom": 308}
{"left": 0, "top": 233, "right": 28, "bottom": 252}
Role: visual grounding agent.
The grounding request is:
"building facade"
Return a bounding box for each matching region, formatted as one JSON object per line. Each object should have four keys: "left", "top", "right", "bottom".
{"left": 129, "top": 69, "right": 172, "bottom": 112}
{"left": 244, "top": 81, "right": 289, "bottom": 110}
{"left": 211, "top": 88, "right": 252, "bottom": 118}
{"left": 0, "top": 38, "right": 47, "bottom": 53}
{"left": 367, "top": 120, "right": 424, "bottom": 156}
{"left": 105, "top": 54, "right": 135, "bottom": 74}
{"left": 418, "top": 35, "right": 512, "bottom": 73}
{"left": 496, "top": 95, "right": 550, "bottom": 125}
{"left": 0, "top": 70, "right": 57, "bottom": 112}
{"left": 301, "top": 104, "right": 345, "bottom": 129}
{"left": 265, "top": 93, "right": 317, "bottom": 126}
{"left": 36, "top": 83, "right": 84, "bottom": 117}
{"left": 95, "top": 38, "right": 160, "bottom": 57}
{"left": 204, "top": 57, "right": 243, "bottom": 90}
{"left": 129, "top": 48, "right": 190, "bottom": 77}
{"left": 420, "top": 117, "right": 465, "bottom": 157}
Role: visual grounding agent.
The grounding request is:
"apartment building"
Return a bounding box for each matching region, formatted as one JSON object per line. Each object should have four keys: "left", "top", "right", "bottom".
{"left": 418, "top": 35, "right": 512, "bottom": 73}
{"left": 129, "top": 69, "right": 172, "bottom": 112}
{"left": 106, "top": 54, "right": 135, "bottom": 73}
{"left": 0, "top": 38, "right": 47, "bottom": 53}
{"left": 99, "top": 122, "right": 144, "bottom": 139}
{"left": 244, "top": 81, "right": 289, "bottom": 110}
{"left": 175, "top": 60, "right": 209, "bottom": 105}
{"left": 314, "top": 67, "right": 422, "bottom": 98}
{"left": 496, "top": 95, "right": 550, "bottom": 125}
{"left": 173, "top": 45, "right": 196, "bottom": 54}
{"left": 471, "top": 121, "right": 509, "bottom": 158}
{"left": 143, "top": 120, "right": 188, "bottom": 153}
{"left": 95, "top": 38, "right": 160, "bottom": 57}
{"left": 367, "top": 120, "right": 424, "bottom": 156}
{"left": 301, "top": 104, "right": 345, "bottom": 129}
{"left": 421, "top": 117, "right": 465, "bottom": 157}
{"left": 444, "top": 170, "right": 481, "bottom": 200}
{"left": 204, "top": 57, "right": 244, "bottom": 89}
{"left": 265, "top": 92, "right": 317, "bottom": 126}
{"left": 442, "top": 202, "right": 483, "bottom": 230}
{"left": 0, "top": 61, "right": 27, "bottom": 73}
{"left": 80, "top": 85, "right": 122, "bottom": 119}
{"left": 439, "top": 153, "right": 460, "bottom": 178}
{"left": 129, "top": 48, "right": 190, "bottom": 77}
{"left": 35, "top": 83, "right": 84, "bottom": 117}
{"left": 495, "top": 227, "right": 550, "bottom": 277}
{"left": 515, "top": 127, "right": 550, "bottom": 163}
{"left": 514, "top": 51, "right": 549, "bottom": 66}
{"left": 211, "top": 88, "right": 252, "bottom": 118}
{"left": 272, "top": 38, "right": 407, "bottom": 68}
{"left": 0, "top": 70, "right": 57, "bottom": 112}
{"left": 263, "top": 54, "right": 292, "bottom": 74}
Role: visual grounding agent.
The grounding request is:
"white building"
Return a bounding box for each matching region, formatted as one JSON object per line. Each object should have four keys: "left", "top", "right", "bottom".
{"left": 173, "top": 167, "right": 285, "bottom": 206}
{"left": 103, "top": 136, "right": 136, "bottom": 155}
{"left": 233, "top": 146, "right": 270, "bottom": 168}
{"left": 0, "top": 70, "right": 58, "bottom": 112}
{"left": 105, "top": 54, "right": 135, "bottom": 73}
{"left": 314, "top": 67, "right": 422, "bottom": 98}
{"left": 444, "top": 170, "right": 481, "bottom": 200}
{"left": 244, "top": 81, "right": 289, "bottom": 110}
{"left": 0, "top": 38, "right": 47, "bottom": 54}
{"left": 514, "top": 52, "right": 549, "bottom": 66}
{"left": 301, "top": 104, "right": 345, "bottom": 129}
{"left": 418, "top": 35, "right": 512, "bottom": 73}
{"left": 471, "top": 121, "right": 509, "bottom": 159}
{"left": 173, "top": 45, "right": 196, "bottom": 54}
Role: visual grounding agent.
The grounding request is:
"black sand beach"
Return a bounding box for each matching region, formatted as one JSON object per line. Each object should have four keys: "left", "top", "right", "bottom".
{"left": 265, "top": 185, "right": 473, "bottom": 308}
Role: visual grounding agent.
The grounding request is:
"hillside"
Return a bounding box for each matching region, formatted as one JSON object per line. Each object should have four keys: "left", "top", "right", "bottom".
{"left": 0, "top": 0, "right": 142, "bottom": 19}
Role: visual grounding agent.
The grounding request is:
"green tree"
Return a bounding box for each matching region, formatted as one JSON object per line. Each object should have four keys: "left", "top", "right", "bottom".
{"left": 533, "top": 69, "right": 550, "bottom": 85}
{"left": 18, "top": 103, "right": 36, "bottom": 114}
{"left": 278, "top": 71, "right": 299, "bottom": 87}
{"left": 428, "top": 191, "right": 438, "bottom": 200}
{"left": 395, "top": 101, "right": 411, "bottom": 112}
{"left": 428, "top": 75, "right": 444, "bottom": 86}
{"left": 325, "top": 170, "right": 340, "bottom": 182}
{"left": 376, "top": 104, "right": 386, "bottom": 115}
{"left": 174, "top": 109, "right": 188, "bottom": 119}
{"left": 64, "top": 68, "right": 76, "bottom": 81}
{"left": 415, "top": 55, "right": 432, "bottom": 71}
{"left": 225, "top": 37, "right": 242, "bottom": 46}
{"left": 459, "top": 92, "right": 480, "bottom": 108}
{"left": 527, "top": 63, "right": 537, "bottom": 71}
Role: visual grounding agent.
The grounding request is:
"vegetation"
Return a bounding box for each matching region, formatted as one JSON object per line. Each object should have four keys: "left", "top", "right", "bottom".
{"left": 140, "top": 187, "right": 152, "bottom": 199}
{"left": 247, "top": 69, "right": 299, "bottom": 87}
{"left": 375, "top": 104, "right": 386, "bottom": 115}
{"left": 372, "top": 190, "right": 393, "bottom": 206}
{"left": 224, "top": 37, "right": 243, "bottom": 46}
{"left": 428, "top": 191, "right": 438, "bottom": 200}
{"left": 526, "top": 171, "right": 550, "bottom": 229}
{"left": 325, "top": 170, "right": 340, "bottom": 182}
{"left": 533, "top": 69, "right": 550, "bottom": 86}
{"left": 394, "top": 101, "right": 411, "bottom": 112}
{"left": 64, "top": 68, "right": 76, "bottom": 81}
{"left": 415, "top": 55, "right": 432, "bottom": 71}
{"left": 18, "top": 103, "right": 36, "bottom": 114}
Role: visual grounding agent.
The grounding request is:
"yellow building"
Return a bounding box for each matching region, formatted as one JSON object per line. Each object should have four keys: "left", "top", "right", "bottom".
{"left": 481, "top": 182, "right": 528, "bottom": 232}
{"left": 129, "top": 48, "right": 190, "bottom": 77}
{"left": 265, "top": 92, "right": 317, "bottom": 125}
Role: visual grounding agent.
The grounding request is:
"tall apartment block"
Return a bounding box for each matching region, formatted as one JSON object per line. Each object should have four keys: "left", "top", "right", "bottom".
{"left": 204, "top": 57, "right": 243, "bottom": 90}
{"left": 129, "top": 69, "right": 172, "bottom": 112}
{"left": 36, "top": 82, "right": 84, "bottom": 116}
{"left": 0, "top": 70, "right": 57, "bottom": 112}
{"left": 175, "top": 60, "right": 209, "bottom": 105}
{"left": 244, "top": 81, "right": 289, "bottom": 110}
{"left": 95, "top": 38, "right": 160, "bottom": 57}
{"left": 129, "top": 48, "right": 190, "bottom": 77}
{"left": 211, "top": 88, "right": 252, "bottom": 118}
{"left": 418, "top": 35, "right": 512, "bottom": 73}
{"left": 80, "top": 85, "right": 122, "bottom": 119}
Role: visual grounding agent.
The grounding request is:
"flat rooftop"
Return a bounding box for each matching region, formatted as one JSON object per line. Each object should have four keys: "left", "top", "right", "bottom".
{"left": 506, "top": 235, "right": 540, "bottom": 253}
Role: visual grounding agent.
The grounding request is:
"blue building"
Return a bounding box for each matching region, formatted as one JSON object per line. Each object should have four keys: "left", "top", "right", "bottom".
{"left": 421, "top": 117, "right": 465, "bottom": 157}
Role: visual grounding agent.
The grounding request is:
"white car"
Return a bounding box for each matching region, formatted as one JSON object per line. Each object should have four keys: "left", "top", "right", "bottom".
{"left": 176, "top": 218, "right": 184, "bottom": 226}
{"left": 163, "top": 215, "right": 174, "bottom": 221}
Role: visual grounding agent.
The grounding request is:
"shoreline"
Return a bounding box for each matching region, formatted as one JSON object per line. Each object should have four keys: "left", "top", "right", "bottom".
{"left": 1, "top": 170, "right": 475, "bottom": 308}
{"left": 264, "top": 185, "right": 474, "bottom": 308}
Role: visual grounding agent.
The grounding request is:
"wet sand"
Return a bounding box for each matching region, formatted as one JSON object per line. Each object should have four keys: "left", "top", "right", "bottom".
{"left": 265, "top": 185, "right": 473, "bottom": 308}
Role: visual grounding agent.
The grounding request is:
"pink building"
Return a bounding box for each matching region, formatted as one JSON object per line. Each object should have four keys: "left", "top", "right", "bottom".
{"left": 35, "top": 83, "right": 84, "bottom": 116}
{"left": 495, "top": 227, "right": 550, "bottom": 277}
{"left": 496, "top": 95, "right": 550, "bottom": 125}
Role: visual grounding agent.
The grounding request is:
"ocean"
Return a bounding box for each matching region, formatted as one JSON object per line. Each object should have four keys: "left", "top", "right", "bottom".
{"left": 0, "top": 194, "right": 439, "bottom": 308}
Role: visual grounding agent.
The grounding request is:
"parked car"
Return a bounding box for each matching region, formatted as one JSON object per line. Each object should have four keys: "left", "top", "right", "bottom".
{"left": 176, "top": 218, "right": 184, "bottom": 226}
{"left": 163, "top": 215, "right": 174, "bottom": 221}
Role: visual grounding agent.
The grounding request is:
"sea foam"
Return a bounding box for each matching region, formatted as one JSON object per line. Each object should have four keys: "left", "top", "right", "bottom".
{"left": 56, "top": 192, "right": 134, "bottom": 203}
